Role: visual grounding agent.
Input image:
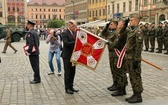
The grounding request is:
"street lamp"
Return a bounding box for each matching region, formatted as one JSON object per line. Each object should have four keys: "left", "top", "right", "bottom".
{"left": 71, "top": 1, "right": 75, "bottom": 20}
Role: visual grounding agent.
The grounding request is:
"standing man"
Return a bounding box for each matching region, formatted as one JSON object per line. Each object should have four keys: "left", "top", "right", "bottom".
{"left": 125, "top": 13, "right": 143, "bottom": 103}
{"left": 46, "top": 29, "right": 62, "bottom": 76}
{"left": 61, "top": 20, "right": 79, "bottom": 94}
{"left": 101, "top": 20, "right": 118, "bottom": 91}
{"left": 2, "top": 26, "right": 17, "bottom": 53}
{"left": 156, "top": 22, "right": 164, "bottom": 53}
{"left": 164, "top": 21, "right": 168, "bottom": 54}
{"left": 142, "top": 23, "right": 149, "bottom": 51}
{"left": 149, "top": 22, "right": 156, "bottom": 52}
{"left": 25, "top": 20, "right": 41, "bottom": 84}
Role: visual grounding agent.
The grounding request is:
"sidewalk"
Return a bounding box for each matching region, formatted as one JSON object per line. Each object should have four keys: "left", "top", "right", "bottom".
{"left": 0, "top": 40, "right": 168, "bottom": 105}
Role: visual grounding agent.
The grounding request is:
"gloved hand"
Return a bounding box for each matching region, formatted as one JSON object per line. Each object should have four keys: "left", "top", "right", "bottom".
{"left": 133, "top": 60, "right": 139, "bottom": 70}
{"left": 124, "top": 18, "right": 130, "bottom": 27}
{"left": 105, "top": 22, "right": 110, "bottom": 29}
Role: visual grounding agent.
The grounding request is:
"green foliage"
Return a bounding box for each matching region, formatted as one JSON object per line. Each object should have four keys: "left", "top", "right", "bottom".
{"left": 47, "top": 19, "right": 65, "bottom": 28}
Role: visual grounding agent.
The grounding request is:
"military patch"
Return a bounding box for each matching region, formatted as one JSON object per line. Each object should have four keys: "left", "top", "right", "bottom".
{"left": 28, "top": 34, "right": 30, "bottom": 37}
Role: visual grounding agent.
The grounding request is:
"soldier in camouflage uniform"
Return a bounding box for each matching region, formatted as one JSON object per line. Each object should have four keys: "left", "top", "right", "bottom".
{"left": 101, "top": 21, "right": 118, "bottom": 91}
{"left": 156, "top": 22, "right": 164, "bottom": 53}
{"left": 142, "top": 23, "right": 149, "bottom": 51}
{"left": 148, "top": 22, "right": 156, "bottom": 52}
{"left": 108, "top": 18, "right": 129, "bottom": 96}
{"left": 164, "top": 21, "right": 168, "bottom": 54}
{"left": 124, "top": 13, "right": 143, "bottom": 103}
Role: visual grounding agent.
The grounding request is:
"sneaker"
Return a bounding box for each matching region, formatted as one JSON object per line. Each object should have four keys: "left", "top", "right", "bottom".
{"left": 57, "top": 72, "right": 61, "bottom": 76}
{"left": 48, "top": 72, "right": 54, "bottom": 75}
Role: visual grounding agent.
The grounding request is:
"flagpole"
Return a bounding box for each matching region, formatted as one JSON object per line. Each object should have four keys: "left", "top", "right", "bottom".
{"left": 79, "top": 28, "right": 108, "bottom": 43}
{"left": 142, "top": 59, "right": 163, "bottom": 71}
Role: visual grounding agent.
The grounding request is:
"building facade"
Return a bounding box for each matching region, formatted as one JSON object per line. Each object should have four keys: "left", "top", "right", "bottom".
{"left": 65, "top": 0, "right": 88, "bottom": 25}
{"left": 27, "top": 0, "right": 65, "bottom": 28}
{"left": 140, "top": 0, "right": 168, "bottom": 24}
{"left": 107, "top": 0, "right": 140, "bottom": 21}
{"left": 0, "top": 0, "right": 27, "bottom": 27}
{"left": 88, "top": 0, "right": 107, "bottom": 21}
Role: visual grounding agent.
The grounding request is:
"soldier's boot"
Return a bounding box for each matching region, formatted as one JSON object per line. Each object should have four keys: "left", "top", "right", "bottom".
{"left": 144, "top": 48, "right": 148, "bottom": 51}
{"left": 149, "top": 49, "right": 154, "bottom": 52}
{"left": 156, "top": 50, "right": 162, "bottom": 53}
{"left": 164, "top": 51, "right": 168, "bottom": 55}
{"left": 107, "top": 81, "right": 117, "bottom": 91}
{"left": 111, "top": 86, "right": 126, "bottom": 96}
{"left": 125, "top": 92, "right": 135, "bottom": 101}
{"left": 127, "top": 92, "right": 143, "bottom": 103}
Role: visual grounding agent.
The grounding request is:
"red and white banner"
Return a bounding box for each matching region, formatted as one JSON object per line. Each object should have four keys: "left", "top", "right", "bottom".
{"left": 70, "top": 28, "right": 107, "bottom": 70}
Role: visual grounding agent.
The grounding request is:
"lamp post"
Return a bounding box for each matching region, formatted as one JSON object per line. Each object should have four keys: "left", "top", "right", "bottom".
{"left": 71, "top": 1, "right": 75, "bottom": 20}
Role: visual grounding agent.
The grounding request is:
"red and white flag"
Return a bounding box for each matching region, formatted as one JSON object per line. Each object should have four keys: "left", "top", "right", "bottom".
{"left": 70, "top": 28, "right": 107, "bottom": 70}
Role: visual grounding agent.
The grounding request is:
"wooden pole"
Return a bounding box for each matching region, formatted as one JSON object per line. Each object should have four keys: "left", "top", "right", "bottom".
{"left": 142, "top": 58, "right": 163, "bottom": 71}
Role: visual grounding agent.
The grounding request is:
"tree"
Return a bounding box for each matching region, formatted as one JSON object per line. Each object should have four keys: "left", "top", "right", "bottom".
{"left": 47, "top": 19, "right": 65, "bottom": 28}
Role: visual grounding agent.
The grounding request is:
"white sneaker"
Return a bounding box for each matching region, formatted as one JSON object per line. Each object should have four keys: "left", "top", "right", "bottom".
{"left": 57, "top": 72, "right": 61, "bottom": 76}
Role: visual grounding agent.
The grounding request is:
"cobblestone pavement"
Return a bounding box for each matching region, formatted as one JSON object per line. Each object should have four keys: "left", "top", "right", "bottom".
{"left": 0, "top": 40, "right": 168, "bottom": 105}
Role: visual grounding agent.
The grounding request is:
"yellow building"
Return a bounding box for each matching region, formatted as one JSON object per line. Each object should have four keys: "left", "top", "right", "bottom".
{"left": 27, "top": 0, "right": 65, "bottom": 28}
{"left": 88, "top": 0, "right": 107, "bottom": 21}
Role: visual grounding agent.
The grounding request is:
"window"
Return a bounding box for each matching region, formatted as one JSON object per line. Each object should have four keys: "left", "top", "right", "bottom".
{"left": 0, "top": 12, "right": 2, "bottom": 17}
{"left": 129, "top": 1, "right": 132, "bottom": 12}
{"left": 53, "top": 15, "right": 57, "bottom": 19}
{"left": 123, "top": 2, "right": 126, "bottom": 12}
{"left": 44, "top": 15, "right": 46, "bottom": 19}
{"left": 59, "top": 9, "right": 61, "bottom": 12}
{"left": 59, "top": 15, "right": 61, "bottom": 19}
{"left": 8, "top": 7, "right": 10, "bottom": 11}
{"left": 48, "top": 9, "right": 50, "bottom": 12}
{"left": 112, "top": 4, "right": 114, "bottom": 14}
{"left": 31, "top": 8, "right": 33, "bottom": 11}
{"left": 49, "top": 15, "right": 50, "bottom": 19}
{"left": 135, "top": 0, "right": 139, "bottom": 11}
{"left": 103, "top": 9, "right": 105, "bottom": 16}
{"left": 89, "top": 11, "right": 91, "bottom": 17}
{"left": 40, "top": 15, "right": 42, "bottom": 19}
{"left": 144, "top": 0, "right": 148, "bottom": 6}
{"left": 36, "top": 15, "right": 38, "bottom": 19}
{"left": 108, "top": 5, "right": 110, "bottom": 14}
{"left": 44, "top": 9, "right": 45, "bottom": 11}
{"left": 36, "top": 8, "right": 37, "bottom": 11}
{"left": 153, "top": 0, "right": 157, "bottom": 4}
{"left": 95, "top": 10, "right": 97, "bottom": 17}
{"left": 13, "top": 7, "right": 15, "bottom": 12}
{"left": 92, "top": 11, "right": 94, "bottom": 17}
{"left": 99, "top": 9, "right": 101, "bottom": 16}
{"left": 17, "top": 7, "right": 19, "bottom": 12}
{"left": 40, "top": 9, "right": 41, "bottom": 12}
{"left": 31, "top": 14, "right": 33, "bottom": 19}
{"left": 117, "top": 3, "right": 119, "bottom": 13}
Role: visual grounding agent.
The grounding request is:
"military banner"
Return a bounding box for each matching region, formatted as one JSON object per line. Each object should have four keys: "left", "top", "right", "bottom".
{"left": 70, "top": 28, "right": 107, "bottom": 70}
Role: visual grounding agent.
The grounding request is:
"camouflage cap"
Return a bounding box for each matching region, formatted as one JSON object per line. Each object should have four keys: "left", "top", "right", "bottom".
{"left": 130, "top": 13, "right": 142, "bottom": 20}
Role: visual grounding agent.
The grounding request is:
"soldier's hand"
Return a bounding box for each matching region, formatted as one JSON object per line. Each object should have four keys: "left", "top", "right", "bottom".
{"left": 133, "top": 60, "right": 139, "bottom": 70}
{"left": 124, "top": 18, "right": 130, "bottom": 27}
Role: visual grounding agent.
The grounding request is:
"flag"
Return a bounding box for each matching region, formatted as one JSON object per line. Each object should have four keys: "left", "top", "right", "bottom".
{"left": 70, "top": 28, "right": 107, "bottom": 70}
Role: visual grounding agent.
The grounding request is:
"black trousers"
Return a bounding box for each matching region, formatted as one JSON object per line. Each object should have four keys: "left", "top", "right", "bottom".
{"left": 29, "top": 55, "right": 41, "bottom": 81}
{"left": 63, "top": 58, "right": 76, "bottom": 90}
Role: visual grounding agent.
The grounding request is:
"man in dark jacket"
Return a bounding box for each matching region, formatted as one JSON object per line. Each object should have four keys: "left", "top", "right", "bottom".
{"left": 61, "top": 20, "right": 79, "bottom": 94}
{"left": 25, "top": 20, "right": 41, "bottom": 84}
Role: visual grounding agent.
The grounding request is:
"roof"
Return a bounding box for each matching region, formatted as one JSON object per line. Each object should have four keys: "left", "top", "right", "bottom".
{"left": 28, "top": 0, "right": 65, "bottom": 5}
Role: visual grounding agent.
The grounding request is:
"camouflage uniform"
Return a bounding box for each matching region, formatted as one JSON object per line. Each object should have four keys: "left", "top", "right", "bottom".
{"left": 108, "top": 25, "right": 129, "bottom": 96}
{"left": 164, "top": 26, "right": 168, "bottom": 54}
{"left": 156, "top": 26, "right": 164, "bottom": 53}
{"left": 125, "top": 26, "right": 143, "bottom": 93}
{"left": 142, "top": 26, "right": 149, "bottom": 51}
{"left": 2, "top": 28, "right": 17, "bottom": 53}
{"left": 148, "top": 26, "right": 156, "bottom": 52}
{"left": 101, "top": 27, "right": 118, "bottom": 90}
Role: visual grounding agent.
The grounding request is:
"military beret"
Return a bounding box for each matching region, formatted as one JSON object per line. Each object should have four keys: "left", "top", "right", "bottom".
{"left": 130, "top": 13, "right": 142, "bottom": 20}
{"left": 152, "top": 22, "right": 155, "bottom": 24}
{"left": 159, "top": 22, "right": 163, "bottom": 24}
{"left": 27, "top": 20, "right": 35, "bottom": 25}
